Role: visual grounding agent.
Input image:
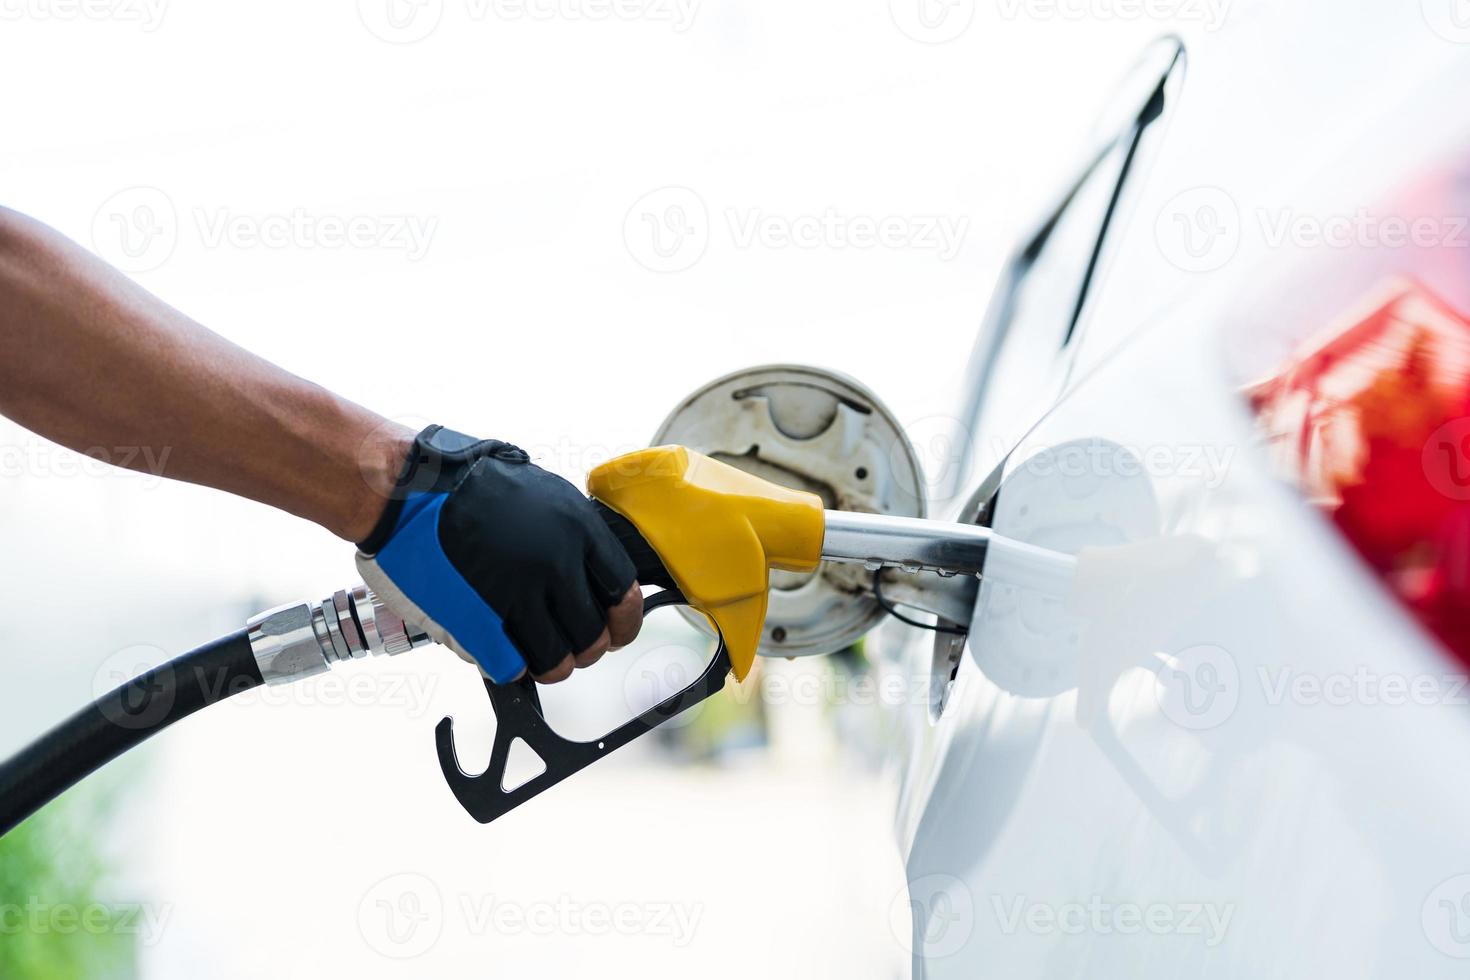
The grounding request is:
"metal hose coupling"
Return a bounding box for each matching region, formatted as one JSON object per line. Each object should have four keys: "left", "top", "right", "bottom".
{"left": 247, "top": 585, "right": 431, "bottom": 685}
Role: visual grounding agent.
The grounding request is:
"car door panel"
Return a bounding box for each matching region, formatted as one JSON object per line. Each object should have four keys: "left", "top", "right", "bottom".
{"left": 881, "top": 11, "right": 1470, "bottom": 977}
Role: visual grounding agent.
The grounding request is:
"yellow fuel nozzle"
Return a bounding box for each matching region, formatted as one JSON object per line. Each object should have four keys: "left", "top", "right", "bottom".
{"left": 587, "top": 446, "right": 825, "bottom": 681}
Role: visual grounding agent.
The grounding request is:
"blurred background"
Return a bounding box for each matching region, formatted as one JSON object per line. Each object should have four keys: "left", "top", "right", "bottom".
{"left": 0, "top": 2, "right": 1163, "bottom": 975}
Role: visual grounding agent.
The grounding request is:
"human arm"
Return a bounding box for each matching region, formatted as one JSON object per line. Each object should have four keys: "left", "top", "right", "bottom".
{"left": 0, "top": 206, "right": 641, "bottom": 681}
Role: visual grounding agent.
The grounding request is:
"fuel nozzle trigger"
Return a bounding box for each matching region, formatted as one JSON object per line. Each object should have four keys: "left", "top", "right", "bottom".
{"left": 434, "top": 589, "right": 732, "bottom": 825}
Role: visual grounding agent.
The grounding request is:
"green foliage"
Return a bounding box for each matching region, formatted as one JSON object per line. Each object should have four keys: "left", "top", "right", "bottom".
{"left": 0, "top": 776, "right": 141, "bottom": 980}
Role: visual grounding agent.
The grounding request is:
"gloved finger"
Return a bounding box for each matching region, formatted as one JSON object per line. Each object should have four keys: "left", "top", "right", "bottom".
{"left": 582, "top": 515, "right": 638, "bottom": 607}
{"left": 503, "top": 609, "right": 572, "bottom": 681}
{"left": 605, "top": 582, "right": 644, "bottom": 650}
{"left": 533, "top": 655, "right": 575, "bottom": 685}
{"left": 573, "top": 627, "right": 611, "bottom": 669}
{"left": 548, "top": 585, "right": 612, "bottom": 667}
{"left": 548, "top": 582, "right": 611, "bottom": 655}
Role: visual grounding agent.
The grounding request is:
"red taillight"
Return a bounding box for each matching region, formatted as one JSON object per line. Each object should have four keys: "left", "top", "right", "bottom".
{"left": 1251, "top": 280, "right": 1470, "bottom": 664}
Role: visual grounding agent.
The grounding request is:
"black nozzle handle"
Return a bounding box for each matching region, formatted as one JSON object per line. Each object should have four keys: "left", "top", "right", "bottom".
{"left": 591, "top": 498, "right": 676, "bottom": 591}
{"left": 435, "top": 589, "right": 731, "bottom": 824}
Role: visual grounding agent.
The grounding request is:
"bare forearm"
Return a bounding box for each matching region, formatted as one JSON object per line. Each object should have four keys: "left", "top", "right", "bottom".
{"left": 0, "top": 206, "right": 413, "bottom": 542}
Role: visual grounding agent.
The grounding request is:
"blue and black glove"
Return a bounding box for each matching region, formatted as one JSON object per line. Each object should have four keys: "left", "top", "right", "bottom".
{"left": 356, "top": 426, "right": 640, "bottom": 683}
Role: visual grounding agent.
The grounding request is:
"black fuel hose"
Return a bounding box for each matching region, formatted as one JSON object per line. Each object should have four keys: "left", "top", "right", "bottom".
{"left": 0, "top": 629, "right": 262, "bottom": 837}
{"left": 0, "top": 504, "right": 661, "bottom": 838}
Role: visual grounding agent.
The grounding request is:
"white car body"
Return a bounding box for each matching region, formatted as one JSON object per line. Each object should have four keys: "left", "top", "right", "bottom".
{"left": 873, "top": 5, "right": 1470, "bottom": 976}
